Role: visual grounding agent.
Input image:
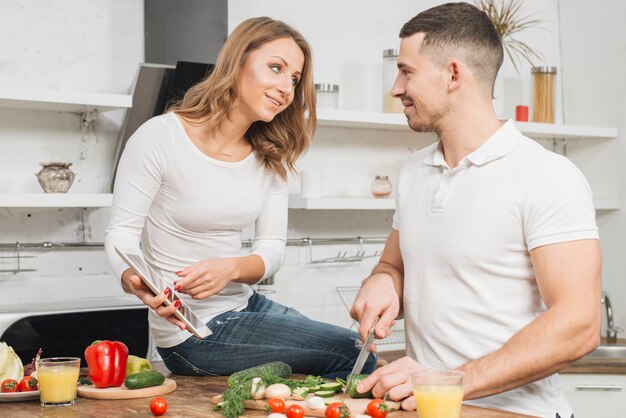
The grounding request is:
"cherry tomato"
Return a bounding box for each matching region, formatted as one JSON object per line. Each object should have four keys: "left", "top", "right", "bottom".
{"left": 1, "top": 379, "right": 18, "bottom": 393}
{"left": 150, "top": 397, "right": 168, "bottom": 416}
{"left": 285, "top": 403, "right": 305, "bottom": 418}
{"left": 18, "top": 376, "right": 39, "bottom": 392}
{"left": 325, "top": 401, "right": 350, "bottom": 418}
{"left": 266, "top": 398, "right": 286, "bottom": 413}
{"left": 366, "top": 399, "right": 388, "bottom": 418}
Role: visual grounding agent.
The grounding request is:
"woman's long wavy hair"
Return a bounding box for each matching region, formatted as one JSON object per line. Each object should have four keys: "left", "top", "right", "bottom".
{"left": 168, "top": 17, "right": 316, "bottom": 181}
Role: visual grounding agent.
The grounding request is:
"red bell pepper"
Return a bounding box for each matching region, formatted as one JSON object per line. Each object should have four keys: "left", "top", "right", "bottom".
{"left": 84, "top": 340, "right": 129, "bottom": 388}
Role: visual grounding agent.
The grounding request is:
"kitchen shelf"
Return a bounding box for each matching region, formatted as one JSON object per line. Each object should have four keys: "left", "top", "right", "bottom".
{"left": 0, "top": 87, "right": 132, "bottom": 113}
{"left": 316, "top": 109, "right": 618, "bottom": 140}
{"left": 0, "top": 193, "right": 113, "bottom": 208}
{"left": 289, "top": 195, "right": 618, "bottom": 211}
{"left": 289, "top": 196, "right": 394, "bottom": 210}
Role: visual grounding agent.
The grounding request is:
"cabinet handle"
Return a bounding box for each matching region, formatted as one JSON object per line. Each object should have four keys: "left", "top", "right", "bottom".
{"left": 575, "top": 384, "right": 623, "bottom": 391}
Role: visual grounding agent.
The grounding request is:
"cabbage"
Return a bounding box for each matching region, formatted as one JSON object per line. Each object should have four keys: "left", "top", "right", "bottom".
{"left": 0, "top": 342, "right": 24, "bottom": 382}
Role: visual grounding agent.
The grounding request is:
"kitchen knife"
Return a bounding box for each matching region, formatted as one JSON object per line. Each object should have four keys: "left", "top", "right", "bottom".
{"left": 343, "top": 317, "right": 380, "bottom": 394}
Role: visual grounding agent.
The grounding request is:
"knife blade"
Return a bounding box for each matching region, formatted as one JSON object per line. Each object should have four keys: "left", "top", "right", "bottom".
{"left": 343, "top": 317, "right": 380, "bottom": 394}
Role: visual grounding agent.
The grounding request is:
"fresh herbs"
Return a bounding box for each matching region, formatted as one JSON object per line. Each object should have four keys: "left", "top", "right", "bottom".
{"left": 218, "top": 370, "right": 327, "bottom": 418}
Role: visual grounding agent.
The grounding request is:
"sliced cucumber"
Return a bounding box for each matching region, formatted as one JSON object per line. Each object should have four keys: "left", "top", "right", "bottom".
{"left": 319, "top": 382, "right": 342, "bottom": 393}
{"left": 323, "top": 397, "right": 341, "bottom": 405}
{"left": 292, "top": 387, "right": 309, "bottom": 397}
{"left": 314, "top": 390, "right": 337, "bottom": 398}
{"left": 307, "top": 385, "right": 321, "bottom": 392}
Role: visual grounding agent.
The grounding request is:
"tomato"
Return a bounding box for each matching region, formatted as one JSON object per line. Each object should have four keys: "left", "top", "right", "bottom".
{"left": 18, "top": 376, "right": 39, "bottom": 392}
{"left": 366, "top": 399, "right": 388, "bottom": 418}
{"left": 150, "top": 397, "right": 168, "bottom": 416}
{"left": 325, "top": 401, "right": 350, "bottom": 418}
{"left": 285, "top": 403, "right": 305, "bottom": 418}
{"left": 266, "top": 398, "right": 286, "bottom": 413}
{"left": 1, "top": 379, "right": 19, "bottom": 393}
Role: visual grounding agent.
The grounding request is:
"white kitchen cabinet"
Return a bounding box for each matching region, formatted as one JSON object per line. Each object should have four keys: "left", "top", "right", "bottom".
{"left": 560, "top": 373, "right": 626, "bottom": 418}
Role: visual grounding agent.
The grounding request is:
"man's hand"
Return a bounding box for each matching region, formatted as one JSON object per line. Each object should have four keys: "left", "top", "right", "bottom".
{"left": 350, "top": 273, "right": 400, "bottom": 342}
{"left": 356, "top": 356, "right": 429, "bottom": 411}
{"left": 121, "top": 268, "right": 187, "bottom": 330}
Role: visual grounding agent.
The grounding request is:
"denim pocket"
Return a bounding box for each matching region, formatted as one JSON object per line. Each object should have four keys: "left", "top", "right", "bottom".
{"left": 161, "top": 351, "right": 217, "bottom": 376}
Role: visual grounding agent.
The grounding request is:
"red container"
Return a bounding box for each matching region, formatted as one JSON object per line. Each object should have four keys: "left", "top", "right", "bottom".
{"left": 515, "top": 105, "right": 529, "bottom": 122}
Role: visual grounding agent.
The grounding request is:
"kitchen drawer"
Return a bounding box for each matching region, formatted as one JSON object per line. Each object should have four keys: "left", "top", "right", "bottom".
{"left": 560, "top": 373, "right": 626, "bottom": 418}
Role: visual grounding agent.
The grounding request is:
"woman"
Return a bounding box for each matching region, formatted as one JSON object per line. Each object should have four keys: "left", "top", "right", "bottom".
{"left": 105, "top": 17, "right": 376, "bottom": 378}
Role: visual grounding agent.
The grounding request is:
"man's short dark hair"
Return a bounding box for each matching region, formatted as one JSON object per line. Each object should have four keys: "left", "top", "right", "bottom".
{"left": 400, "top": 2, "right": 503, "bottom": 92}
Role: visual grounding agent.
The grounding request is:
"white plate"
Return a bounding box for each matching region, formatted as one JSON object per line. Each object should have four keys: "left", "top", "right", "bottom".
{"left": 0, "top": 390, "right": 40, "bottom": 402}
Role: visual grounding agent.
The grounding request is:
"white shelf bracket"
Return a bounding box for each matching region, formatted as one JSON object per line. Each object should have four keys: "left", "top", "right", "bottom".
{"left": 552, "top": 137, "right": 570, "bottom": 156}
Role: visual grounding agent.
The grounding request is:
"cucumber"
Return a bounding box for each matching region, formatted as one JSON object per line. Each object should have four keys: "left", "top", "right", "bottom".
{"left": 346, "top": 374, "right": 372, "bottom": 398}
{"left": 319, "top": 382, "right": 342, "bottom": 393}
{"left": 306, "top": 385, "right": 321, "bottom": 392}
{"left": 323, "top": 397, "right": 341, "bottom": 405}
{"left": 313, "top": 390, "right": 336, "bottom": 398}
{"left": 292, "top": 387, "right": 309, "bottom": 397}
{"left": 227, "top": 361, "right": 292, "bottom": 387}
{"left": 124, "top": 370, "right": 165, "bottom": 390}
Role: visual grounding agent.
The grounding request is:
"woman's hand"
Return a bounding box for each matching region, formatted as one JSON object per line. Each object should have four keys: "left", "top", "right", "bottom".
{"left": 174, "top": 258, "right": 238, "bottom": 300}
{"left": 121, "top": 268, "right": 187, "bottom": 330}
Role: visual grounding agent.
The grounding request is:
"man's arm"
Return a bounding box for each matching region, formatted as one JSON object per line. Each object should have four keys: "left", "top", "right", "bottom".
{"left": 350, "top": 228, "right": 405, "bottom": 341}
{"left": 358, "top": 238, "right": 601, "bottom": 409}
{"left": 460, "top": 238, "right": 601, "bottom": 399}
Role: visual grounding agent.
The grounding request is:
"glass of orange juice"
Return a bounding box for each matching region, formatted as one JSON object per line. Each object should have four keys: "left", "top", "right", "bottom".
{"left": 35, "top": 357, "right": 81, "bottom": 407}
{"left": 411, "top": 370, "right": 464, "bottom": 418}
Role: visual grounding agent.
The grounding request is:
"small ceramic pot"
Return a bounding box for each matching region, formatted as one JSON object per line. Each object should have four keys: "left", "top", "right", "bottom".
{"left": 36, "top": 162, "right": 75, "bottom": 193}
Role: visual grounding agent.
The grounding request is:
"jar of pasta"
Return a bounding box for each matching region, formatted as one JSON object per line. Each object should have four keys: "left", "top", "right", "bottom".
{"left": 531, "top": 66, "right": 557, "bottom": 123}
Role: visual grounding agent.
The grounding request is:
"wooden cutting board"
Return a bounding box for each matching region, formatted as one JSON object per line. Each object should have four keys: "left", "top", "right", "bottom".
{"left": 211, "top": 393, "right": 402, "bottom": 417}
{"left": 77, "top": 379, "right": 177, "bottom": 400}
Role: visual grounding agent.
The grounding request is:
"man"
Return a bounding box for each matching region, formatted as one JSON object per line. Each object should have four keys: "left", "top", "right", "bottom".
{"left": 350, "top": 3, "right": 601, "bottom": 418}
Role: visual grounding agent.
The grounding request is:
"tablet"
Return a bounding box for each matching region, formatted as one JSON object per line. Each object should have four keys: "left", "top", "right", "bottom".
{"left": 114, "top": 245, "right": 211, "bottom": 339}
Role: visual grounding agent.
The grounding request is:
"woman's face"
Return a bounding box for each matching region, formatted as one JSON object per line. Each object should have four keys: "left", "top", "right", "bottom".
{"left": 236, "top": 37, "right": 305, "bottom": 124}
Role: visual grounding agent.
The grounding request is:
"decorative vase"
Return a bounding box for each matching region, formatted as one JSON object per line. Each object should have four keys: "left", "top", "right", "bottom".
{"left": 35, "top": 162, "right": 75, "bottom": 193}
{"left": 371, "top": 175, "right": 392, "bottom": 198}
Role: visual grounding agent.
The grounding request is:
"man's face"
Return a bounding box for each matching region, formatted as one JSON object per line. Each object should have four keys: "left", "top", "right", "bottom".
{"left": 390, "top": 33, "right": 449, "bottom": 133}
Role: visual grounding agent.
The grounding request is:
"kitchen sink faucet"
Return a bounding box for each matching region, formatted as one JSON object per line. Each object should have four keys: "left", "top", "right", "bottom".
{"left": 601, "top": 292, "right": 623, "bottom": 344}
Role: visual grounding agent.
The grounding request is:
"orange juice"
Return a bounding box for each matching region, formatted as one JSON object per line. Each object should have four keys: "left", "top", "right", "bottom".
{"left": 38, "top": 366, "right": 80, "bottom": 403}
{"left": 413, "top": 385, "right": 463, "bottom": 418}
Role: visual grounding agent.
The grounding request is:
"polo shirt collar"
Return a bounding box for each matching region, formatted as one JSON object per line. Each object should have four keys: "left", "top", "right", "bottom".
{"left": 425, "top": 119, "right": 520, "bottom": 168}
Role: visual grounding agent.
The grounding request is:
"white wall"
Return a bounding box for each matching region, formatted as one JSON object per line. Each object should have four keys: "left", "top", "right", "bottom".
{"left": 558, "top": 0, "right": 626, "bottom": 334}
{"left": 0, "top": 1, "right": 144, "bottom": 317}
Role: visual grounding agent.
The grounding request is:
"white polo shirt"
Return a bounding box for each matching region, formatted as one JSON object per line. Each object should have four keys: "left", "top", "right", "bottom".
{"left": 393, "top": 120, "right": 598, "bottom": 418}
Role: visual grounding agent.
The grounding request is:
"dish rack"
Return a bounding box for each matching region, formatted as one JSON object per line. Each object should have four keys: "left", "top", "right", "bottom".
{"left": 336, "top": 286, "right": 405, "bottom": 345}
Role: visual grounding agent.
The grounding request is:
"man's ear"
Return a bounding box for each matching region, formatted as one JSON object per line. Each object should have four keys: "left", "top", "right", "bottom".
{"left": 447, "top": 60, "right": 464, "bottom": 92}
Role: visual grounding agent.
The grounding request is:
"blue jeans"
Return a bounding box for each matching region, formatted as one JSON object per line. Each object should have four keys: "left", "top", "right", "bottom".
{"left": 157, "top": 292, "right": 377, "bottom": 379}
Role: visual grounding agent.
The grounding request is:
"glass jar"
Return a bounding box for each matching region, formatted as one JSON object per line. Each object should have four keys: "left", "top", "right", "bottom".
{"left": 371, "top": 175, "right": 392, "bottom": 198}
{"left": 315, "top": 83, "right": 339, "bottom": 109}
{"left": 382, "top": 49, "right": 403, "bottom": 113}
{"left": 531, "top": 66, "right": 557, "bottom": 123}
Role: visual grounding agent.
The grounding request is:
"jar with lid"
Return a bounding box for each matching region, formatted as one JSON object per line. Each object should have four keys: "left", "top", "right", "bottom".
{"left": 315, "top": 83, "right": 339, "bottom": 109}
{"left": 382, "top": 49, "right": 403, "bottom": 113}
{"left": 371, "top": 175, "right": 392, "bottom": 198}
{"left": 531, "top": 66, "right": 557, "bottom": 123}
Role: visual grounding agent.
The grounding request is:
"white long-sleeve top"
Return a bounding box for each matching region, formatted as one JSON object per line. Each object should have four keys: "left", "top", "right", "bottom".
{"left": 104, "top": 112, "right": 288, "bottom": 348}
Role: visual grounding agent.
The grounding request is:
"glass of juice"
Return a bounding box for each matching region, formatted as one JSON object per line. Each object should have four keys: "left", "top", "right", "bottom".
{"left": 411, "top": 370, "right": 464, "bottom": 418}
{"left": 36, "top": 357, "right": 81, "bottom": 407}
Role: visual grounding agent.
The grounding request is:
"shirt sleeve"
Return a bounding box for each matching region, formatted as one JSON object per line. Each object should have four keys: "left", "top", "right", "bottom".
{"left": 104, "top": 117, "right": 172, "bottom": 280}
{"left": 250, "top": 173, "right": 289, "bottom": 280}
{"left": 523, "top": 154, "right": 599, "bottom": 250}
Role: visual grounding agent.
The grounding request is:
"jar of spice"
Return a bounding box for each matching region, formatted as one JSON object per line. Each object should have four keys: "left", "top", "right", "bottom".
{"left": 383, "top": 49, "right": 403, "bottom": 113}
{"left": 531, "top": 66, "right": 557, "bottom": 123}
{"left": 371, "top": 175, "right": 392, "bottom": 198}
{"left": 315, "top": 83, "right": 339, "bottom": 109}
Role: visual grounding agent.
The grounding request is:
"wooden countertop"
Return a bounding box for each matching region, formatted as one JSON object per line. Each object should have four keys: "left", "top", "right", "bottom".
{"left": 2, "top": 366, "right": 536, "bottom": 418}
